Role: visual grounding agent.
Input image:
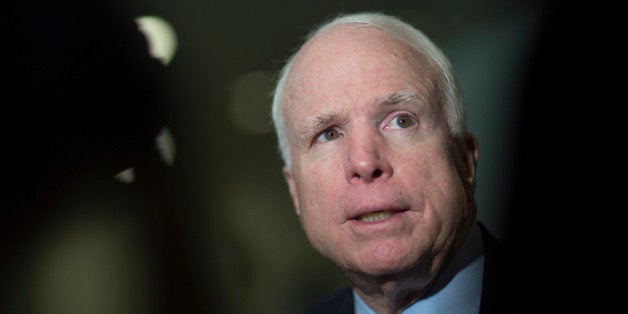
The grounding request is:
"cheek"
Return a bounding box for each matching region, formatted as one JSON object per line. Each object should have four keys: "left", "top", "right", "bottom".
{"left": 398, "top": 144, "right": 468, "bottom": 216}
{"left": 292, "top": 165, "right": 346, "bottom": 251}
{"left": 425, "top": 164, "right": 472, "bottom": 245}
{"left": 294, "top": 166, "right": 342, "bottom": 225}
{"left": 294, "top": 156, "right": 345, "bottom": 203}
{"left": 395, "top": 146, "right": 453, "bottom": 188}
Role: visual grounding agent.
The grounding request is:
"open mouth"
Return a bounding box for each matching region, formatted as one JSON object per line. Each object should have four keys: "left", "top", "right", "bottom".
{"left": 357, "top": 210, "right": 393, "bottom": 222}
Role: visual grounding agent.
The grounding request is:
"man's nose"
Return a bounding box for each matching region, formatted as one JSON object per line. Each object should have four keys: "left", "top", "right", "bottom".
{"left": 344, "top": 129, "right": 393, "bottom": 184}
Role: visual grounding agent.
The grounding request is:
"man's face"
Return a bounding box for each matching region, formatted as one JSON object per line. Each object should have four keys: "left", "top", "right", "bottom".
{"left": 282, "top": 26, "right": 478, "bottom": 278}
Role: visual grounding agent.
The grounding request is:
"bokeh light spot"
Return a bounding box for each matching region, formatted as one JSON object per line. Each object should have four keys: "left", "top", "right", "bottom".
{"left": 135, "top": 16, "right": 177, "bottom": 65}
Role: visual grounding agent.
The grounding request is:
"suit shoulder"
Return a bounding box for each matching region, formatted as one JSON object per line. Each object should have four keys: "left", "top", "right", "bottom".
{"left": 301, "top": 286, "right": 354, "bottom": 314}
{"left": 478, "top": 223, "right": 521, "bottom": 314}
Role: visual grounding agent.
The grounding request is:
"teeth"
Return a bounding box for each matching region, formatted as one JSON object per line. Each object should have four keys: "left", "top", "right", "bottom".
{"left": 358, "top": 210, "right": 392, "bottom": 222}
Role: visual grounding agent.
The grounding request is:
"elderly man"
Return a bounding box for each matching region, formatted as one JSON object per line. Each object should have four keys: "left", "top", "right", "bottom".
{"left": 272, "top": 12, "right": 511, "bottom": 314}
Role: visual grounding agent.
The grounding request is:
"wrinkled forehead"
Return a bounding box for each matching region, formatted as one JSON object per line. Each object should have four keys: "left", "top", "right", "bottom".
{"left": 282, "top": 25, "right": 441, "bottom": 119}
{"left": 291, "top": 25, "right": 434, "bottom": 80}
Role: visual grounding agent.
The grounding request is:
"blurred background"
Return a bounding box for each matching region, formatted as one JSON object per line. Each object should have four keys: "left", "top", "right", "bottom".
{"left": 2, "top": 0, "right": 579, "bottom": 313}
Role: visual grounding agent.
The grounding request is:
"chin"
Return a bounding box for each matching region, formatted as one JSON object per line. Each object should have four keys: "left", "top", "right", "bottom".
{"left": 349, "top": 246, "right": 425, "bottom": 278}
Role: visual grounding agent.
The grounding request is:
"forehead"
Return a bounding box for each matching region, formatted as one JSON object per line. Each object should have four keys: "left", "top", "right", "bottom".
{"left": 283, "top": 25, "right": 438, "bottom": 118}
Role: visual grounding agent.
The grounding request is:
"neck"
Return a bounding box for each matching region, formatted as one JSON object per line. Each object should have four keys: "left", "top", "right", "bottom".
{"left": 344, "top": 256, "right": 440, "bottom": 314}
{"left": 345, "top": 222, "right": 477, "bottom": 314}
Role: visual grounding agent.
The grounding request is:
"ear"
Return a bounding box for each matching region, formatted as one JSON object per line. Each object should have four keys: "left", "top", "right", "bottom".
{"left": 283, "top": 166, "right": 301, "bottom": 216}
{"left": 458, "top": 132, "right": 480, "bottom": 197}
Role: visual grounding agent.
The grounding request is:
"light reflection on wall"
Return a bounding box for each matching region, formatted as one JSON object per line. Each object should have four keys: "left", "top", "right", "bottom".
{"left": 135, "top": 16, "right": 178, "bottom": 65}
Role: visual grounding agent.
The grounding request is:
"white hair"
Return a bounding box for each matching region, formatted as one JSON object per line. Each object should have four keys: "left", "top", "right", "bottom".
{"left": 272, "top": 12, "right": 465, "bottom": 169}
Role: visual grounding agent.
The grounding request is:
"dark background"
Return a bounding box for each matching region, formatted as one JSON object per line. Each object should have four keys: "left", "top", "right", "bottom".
{"left": 3, "top": 0, "right": 603, "bottom": 313}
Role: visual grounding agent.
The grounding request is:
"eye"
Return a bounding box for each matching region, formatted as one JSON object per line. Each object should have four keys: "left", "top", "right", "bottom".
{"left": 389, "top": 114, "right": 417, "bottom": 129}
{"left": 315, "top": 128, "right": 341, "bottom": 143}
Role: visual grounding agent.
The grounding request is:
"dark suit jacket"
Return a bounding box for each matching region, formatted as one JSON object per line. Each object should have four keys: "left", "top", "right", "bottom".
{"left": 301, "top": 223, "right": 516, "bottom": 314}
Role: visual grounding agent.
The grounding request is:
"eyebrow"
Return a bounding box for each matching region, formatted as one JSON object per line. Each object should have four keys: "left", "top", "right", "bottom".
{"left": 381, "top": 90, "right": 439, "bottom": 119}
{"left": 380, "top": 90, "right": 423, "bottom": 106}
{"left": 382, "top": 90, "right": 417, "bottom": 104}
{"left": 298, "top": 112, "right": 341, "bottom": 144}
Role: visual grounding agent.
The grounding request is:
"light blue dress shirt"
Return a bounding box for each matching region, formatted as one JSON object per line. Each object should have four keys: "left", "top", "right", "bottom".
{"left": 354, "top": 222, "right": 485, "bottom": 314}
